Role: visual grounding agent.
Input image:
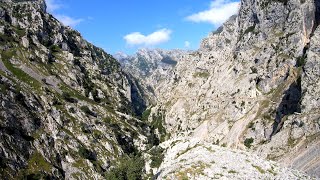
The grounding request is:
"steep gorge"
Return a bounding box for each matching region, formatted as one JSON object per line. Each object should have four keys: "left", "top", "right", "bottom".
{"left": 119, "top": 0, "right": 320, "bottom": 178}
{"left": 0, "top": 0, "right": 156, "bottom": 179}
{"left": 0, "top": 0, "right": 319, "bottom": 179}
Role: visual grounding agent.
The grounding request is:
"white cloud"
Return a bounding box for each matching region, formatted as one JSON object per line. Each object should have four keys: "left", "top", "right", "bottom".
{"left": 55, "top": 15, "right": 83, "bottom": 27}
{"left": 45, "top": 0, "right": 83, "bottom": 27}
{"left": 186, "top": 0, "right": 239, "bottom": 26}
{"left": 184, "top": 41, "right": 191, "bottom": 48}
{"left": 124, "top": 29, "right": 172, "bottom": 46}
{"left": 45, "top": 0, "right": 61, "bottom": 13}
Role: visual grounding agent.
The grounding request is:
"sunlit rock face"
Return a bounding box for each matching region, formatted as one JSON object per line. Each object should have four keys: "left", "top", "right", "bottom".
{"left": 0, "top": 0, "right": 152, "bottom": 179}
{"left": 0, "top": 0, "right": 319, "bottom": 179}
{"left": 120, "top": 0, "right": 320, "bottom": 178}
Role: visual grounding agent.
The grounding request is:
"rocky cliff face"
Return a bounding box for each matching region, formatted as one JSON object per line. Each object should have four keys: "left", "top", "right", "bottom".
{"left": 120, "top": 0, "right": 320, "bottom": 178}
{"left": 1, "top": 0, "right": 319, "bottom": 179}
{"left": 0, "top": 0, "right": 154, "bottom": 179}
{"left": 116, "top": 48, "right": 189, "bottom": 98}
{"left": 116, "top": 49, "right": 188, "bottom": 78}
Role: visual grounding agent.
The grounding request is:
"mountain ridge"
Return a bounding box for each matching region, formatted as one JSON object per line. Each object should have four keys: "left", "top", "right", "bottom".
{"left": 0, "top": 0, "right": 319, "bottom": 179}
{"left": 0, "top": 0, "right": 155, "bottom": 179}
{"left": 119, "top": 0, "right": 320, "bottom": 178}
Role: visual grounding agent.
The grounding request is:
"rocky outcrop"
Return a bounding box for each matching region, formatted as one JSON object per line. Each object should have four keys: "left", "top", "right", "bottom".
{"left": 1, "top": 0, "right": 320, "bottom": 179}
{"left": 120, "top": 0, "right": 320, "bottom": 178}
{"left": 302, "top": 26, "right": 320, "bottom": 112}
{"left": 116, "top": 48, "right": 190, "bottom": 93}
{"left": 116, "top": 48, "right": 188, "bottom": 77}
{"left": 156, "top": 139, "right": 312, "bottom": 179}
{"left": 0, "top": 0, "right": 153, "bottom": 179}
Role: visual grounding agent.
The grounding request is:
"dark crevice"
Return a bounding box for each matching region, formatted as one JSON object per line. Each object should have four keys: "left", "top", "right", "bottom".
{"left": 313, "top": 0, "right": 320, "bottom": 34}
{"left": 270, "top": 78, "right": 302, "bottom": 138}
{"left": 303, "top": 43, "right": 309, "bottom": 55}
{"left": 125, "top": 74, "right": 148, "bottom": 117}
{"left": 295, "top": 43, "right": 309, "bottom": 68}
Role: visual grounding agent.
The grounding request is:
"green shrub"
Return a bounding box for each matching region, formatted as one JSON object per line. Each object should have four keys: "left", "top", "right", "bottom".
{"left": 150, "top": 147, "right": 164, "bottom": 168}
{"left": 50, "top": 45, "right": 61, "bottom": 53}
{"left": 14, "top": 27, "right": 26, "bottom": 37}
{"left": 22, "top": 152, "right": 52, "bottom": 179}
{"left": 80, "top": 106, "right": 97, "bottom": 117}
{"left": 151, "top": 113, "right": 166, "bottom": 142}
{"left": 244, "top": 138, "right": 254, "bottom": 148}
{"left": 250, "top": 67, "right": 258, "bottom": 74}
{"left": 69, "top": 107, "right": 76, "bottom": 113}
{"left": 78, "top": 146, "right": 97, "bottom": 161}
{"left": 91, "top": 88, "right": 102, "bottom": 103}
{"left": 52, "top": 97, "right": 63, "bottom": 106}
{"left": 80, "top": 122, "right": 91, "bottom": 134}
{"left": 141, "top": 108, "right": 151, "bottom": 121}
{"left": 0, "top": 32, "right": 16, "bottom": 44}
{"left": 82, "top": 75, "right": 95, "bottom": 97}
{"left": 296, "top": 56, "right": 306, "bottom": 67}
{"left": 62, "top": 92, "right": 78, "bottom": 103}
{"left": 93, "top": 130, "right": 103, "bottom": 139}
{"left": 228, "top": 170, "right": 238, "bottom": 174}
{"left": 238, "top": 24, "right": 256, "bottom": 41}
{"left": 248, "top": 122, "right": 254, "bottom": 129}
{"left": 103, "top": 117, "right": 112, "bottom": 124}
{"left": 240, "top": 101, "right": 245, "bottom": 107}
{"left": 104, "top": 155, "right": 144, "bottom": 180}
{"left": 244, "top": 25, "right": 256, "bottom": 35}
{"left": 193, "top": 72, "right": 210, "bottom": 78}
{"left": 252, "top": 165, "right": 266, "bottom": 174}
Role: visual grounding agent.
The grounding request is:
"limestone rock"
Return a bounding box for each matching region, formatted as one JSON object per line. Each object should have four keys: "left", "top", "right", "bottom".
{"left": 120, "top": 0, "right": 320, "bottom": 178}
{"left": 156, "top": 140, "right": 313, "bottom": 179}
{"left": 0, "top": 0, "right": 153, "bottom": 179}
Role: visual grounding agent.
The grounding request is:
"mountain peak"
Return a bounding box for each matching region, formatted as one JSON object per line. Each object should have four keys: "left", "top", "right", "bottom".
{"left": 1, "top": 0, "right": 320, "bottom": 179}
{"left": 3, "top": 0, "right": 47, "bottom": 12}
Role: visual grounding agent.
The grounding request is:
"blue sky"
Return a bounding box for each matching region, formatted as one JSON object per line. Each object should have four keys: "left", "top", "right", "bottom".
{"left": 45, "top": 0, "right": 239, "bottom": 55}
